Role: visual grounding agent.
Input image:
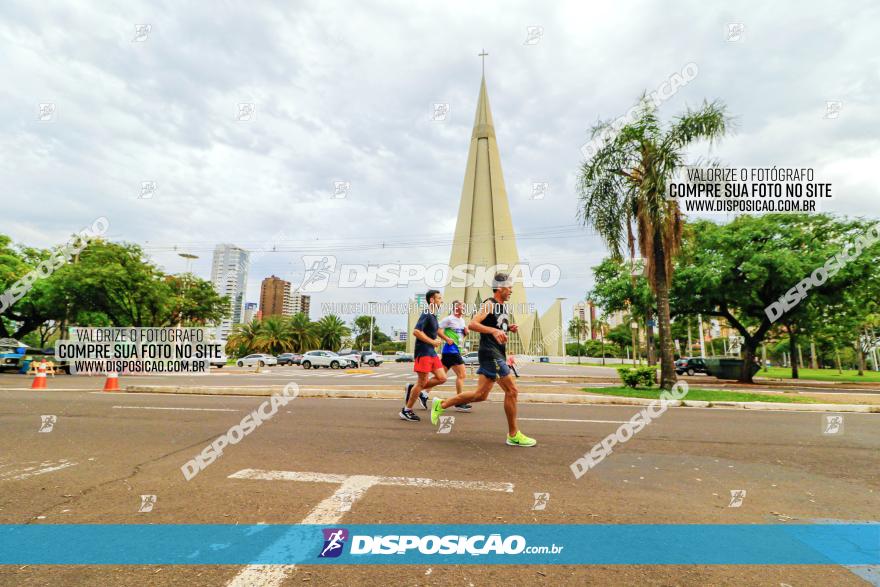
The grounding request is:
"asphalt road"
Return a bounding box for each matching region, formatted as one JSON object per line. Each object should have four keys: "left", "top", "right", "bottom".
{"left": 1, "top": 386, "right": 878, "bottom": 586}
{"left": 4, "top": 362, "right": 879, "bottom": 397}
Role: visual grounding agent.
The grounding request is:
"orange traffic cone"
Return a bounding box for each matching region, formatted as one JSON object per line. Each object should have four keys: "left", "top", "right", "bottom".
{"left": 103, "top": 371, "right": 120, "bottom": 392}
{"left": 31, "top": 362, "right": 48, "bottom": 389}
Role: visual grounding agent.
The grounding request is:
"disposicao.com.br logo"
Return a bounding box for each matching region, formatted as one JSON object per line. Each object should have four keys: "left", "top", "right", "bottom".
{"left": 318, "top": 528, "right": 563, "bottom": 558}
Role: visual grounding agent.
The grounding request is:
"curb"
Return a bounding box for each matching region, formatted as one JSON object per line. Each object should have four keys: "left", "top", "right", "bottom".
{"left": 121, "top": 385, "right": 880, "bottom": 413}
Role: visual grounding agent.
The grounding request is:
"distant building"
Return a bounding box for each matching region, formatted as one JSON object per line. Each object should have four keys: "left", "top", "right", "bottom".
{"left": 572, "top": 301, "right": 596, "bottom": 340}
{"left": 242, "top": 302, "right": 259, "bottom": 324}
{"left": 260, "top": 275, "right": 291, "bottom": 317}
{"left": 211, "top": 244, "right": 249, "bottom": 341}
{"left": 393, "top": 328, "right": 408, "bottom": 343}
{"left": 289, "top": 291, "right": 310, "bottom": 318}
{"left": 604, "top": 310, "right": 626, "bottom": 330}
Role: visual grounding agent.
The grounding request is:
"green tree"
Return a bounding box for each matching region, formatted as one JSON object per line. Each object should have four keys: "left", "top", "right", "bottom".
{"left": 227, "top": 319, "right": 263, "bottom": 357}
{"left": 578, "top": 97, "right": 730, "bottom": 388}
{"left": 288, "top": 312, "right": 318, "bottom": 352}
{"left": 568, "top": 317, "right": 590, "bottom": 363}
{"left": 315, "top": 315, "right": 350, "bottom": 351}
{"left": 255, "top": 316, "right": 294, "bottom": 355}
{"left": 672, "top": 214, "right": 880, "bottom": 381}
{"left": 163, "top": 274, "right": 229, "bottom": 327}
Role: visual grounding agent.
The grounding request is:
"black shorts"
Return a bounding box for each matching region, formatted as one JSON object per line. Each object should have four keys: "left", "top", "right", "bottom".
{"left": 441, "top": 353, "right": 464, "bottom": 368}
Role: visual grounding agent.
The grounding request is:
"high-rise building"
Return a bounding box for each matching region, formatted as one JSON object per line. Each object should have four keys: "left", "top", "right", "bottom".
{"left": 260, "top": 275, "right": 291, "bottom": 317}
{"left": 210, "top": 244, "right": 249, "bottom": 341}
{"left": 289, "top": 292, "right": 310, "bottom": 318}
{"left": 242, "top": 302, "right": 259, "bottom": 324}
{"left": 407, "top": 72, "right": 563, "bottom": 356}
{"left": 573, "top": 301, "right": 597, "bottom": 340}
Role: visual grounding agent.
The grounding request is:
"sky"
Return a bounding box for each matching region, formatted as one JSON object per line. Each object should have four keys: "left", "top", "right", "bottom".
{"left": 2, "top": 0, "right": 879, "bottom": 333}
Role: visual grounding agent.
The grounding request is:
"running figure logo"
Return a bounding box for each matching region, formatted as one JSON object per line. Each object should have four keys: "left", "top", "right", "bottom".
{"left": 822, "top": 415, "right": 844, "bottom": 435}
{"left": 39, "top": 415, "right": 57, "bottom": 433}
{"left": 532, "top": 492, "right": 550, "bottom": 511}
{"left": 138, "top": 494, "right": 157, "bottom": 512}
{"left": 298, "top": 256, "right": 337, "bottom": 293}
{"left": 437, "top": 415, "right": 455, "bottom": 434}
{"left": 728, "top": 489, "right": 746, "bottom": 508}
{"left": 318, "top": 528, "right": 349, "bottom": 558}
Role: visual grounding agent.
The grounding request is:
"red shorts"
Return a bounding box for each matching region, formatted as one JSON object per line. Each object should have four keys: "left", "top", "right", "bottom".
{"left": 413, "top": 355, "right": 443, "bottom": 373}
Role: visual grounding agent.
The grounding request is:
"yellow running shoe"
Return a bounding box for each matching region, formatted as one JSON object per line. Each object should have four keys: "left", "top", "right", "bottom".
{"left": 506, "top": 430, "right": 537, "bottom": 447}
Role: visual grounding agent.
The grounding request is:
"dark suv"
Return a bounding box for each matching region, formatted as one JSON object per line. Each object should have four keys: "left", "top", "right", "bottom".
{"left": 675, "top": 357, "right": 708, "bottom": 376}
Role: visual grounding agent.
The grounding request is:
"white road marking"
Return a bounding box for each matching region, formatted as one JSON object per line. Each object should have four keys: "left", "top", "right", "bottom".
{"left": 0, "top": 459, "right": 77, "bottom": 481}
{"left": 112, "top": 406, "right": 239, "bottom": 412}
{"left": 225, "top": 469, "right": 513, "bottom": 586}
{"left": 519, "top": 417, "right": 629, "bottom": 424}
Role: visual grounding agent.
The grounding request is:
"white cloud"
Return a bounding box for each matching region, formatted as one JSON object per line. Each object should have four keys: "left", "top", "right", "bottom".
{"left": 1, "top": 0, "right": 878, "bottom": 331}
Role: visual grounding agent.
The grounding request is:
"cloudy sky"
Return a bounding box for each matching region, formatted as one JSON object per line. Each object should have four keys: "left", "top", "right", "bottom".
{"left": 3, "top": 0, "right": 878, "bottom": 332}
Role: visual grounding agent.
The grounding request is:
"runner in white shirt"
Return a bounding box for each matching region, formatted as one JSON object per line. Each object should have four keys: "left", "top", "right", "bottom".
{"left": 436, "top": 300, "right": 472, "bottom": 412}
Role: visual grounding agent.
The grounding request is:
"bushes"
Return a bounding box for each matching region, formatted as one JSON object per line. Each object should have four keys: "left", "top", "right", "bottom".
{"left": 617, "top": 366, "right": 657, "bottom": 388}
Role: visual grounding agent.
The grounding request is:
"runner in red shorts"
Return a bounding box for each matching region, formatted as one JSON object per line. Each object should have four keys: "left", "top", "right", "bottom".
{"left": 400, "top": 289, "right": 448, "bottom": 422}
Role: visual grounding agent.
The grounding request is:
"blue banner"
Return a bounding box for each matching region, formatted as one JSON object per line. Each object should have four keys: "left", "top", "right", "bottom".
{"left": 0, "top": 524, "right": 877, "bottom": 565}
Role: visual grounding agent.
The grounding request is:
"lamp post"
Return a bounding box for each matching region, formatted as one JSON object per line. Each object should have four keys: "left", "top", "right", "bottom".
{"left": 368, "top": 301, "right": 377, "bottom": 353}
{"left": 177, "top": 253, "right": 199, "bottom": 327}
{"left": 557, "top": 297, "right": 567, "bottom": 365}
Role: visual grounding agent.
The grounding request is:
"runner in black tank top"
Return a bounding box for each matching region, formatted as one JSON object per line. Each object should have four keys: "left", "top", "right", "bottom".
{"left": 478, "top": 299, "right": 508, "bottom": 363}
{"left": 429, "top": 272, "right": 536, "bottom": 447}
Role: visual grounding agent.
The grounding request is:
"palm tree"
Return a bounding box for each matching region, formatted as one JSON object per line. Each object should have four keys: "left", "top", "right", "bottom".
{"left": 255, "top": 316, "right": 294, "bottom": 355}
{"left": 568, "top": 317, "right": 589, "bottom": 364}
{"left": 226, "top": 319, "right": 263, "bottom": 356}
{"left": 594, "top": 316, "right": 610, "bottom": 366}
{"left": 577, "top": 96, "right": 730, "bottom": 389}
{"left": 314, "top": 315, "right": 351, "bottom": 351}
{"left": 289, "top": 312, "right": 318, "bottom": 352}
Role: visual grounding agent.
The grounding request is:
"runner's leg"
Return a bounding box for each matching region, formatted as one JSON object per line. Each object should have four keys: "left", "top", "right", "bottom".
{"left": 452, "top": 363, "right": 466, "bottom": 394}
{"left": 496, "top": 374, "right": 519, "bottom": 437}
{"left": 440, "top": 374, "right": 493, "bottom": 409}
{"left": 406, "top": 372, "right": 430, "bottom": 409}
{"left": 407, "top": 369, "right": 446, "bottom": 409}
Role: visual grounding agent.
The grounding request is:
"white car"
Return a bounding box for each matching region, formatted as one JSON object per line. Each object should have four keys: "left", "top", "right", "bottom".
{"left": 301, "top": 350, "right": 357, "bottom": 369}
{"left": 360, "top": 351, "right": 385, "bottom": 366}
{"left": 235, "top": 354, "right": 278, "bottom": 367}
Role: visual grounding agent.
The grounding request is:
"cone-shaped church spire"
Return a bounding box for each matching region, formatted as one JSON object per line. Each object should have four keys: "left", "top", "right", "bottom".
{"left": 445, "top": 75, "right": 525, "bottom": 312}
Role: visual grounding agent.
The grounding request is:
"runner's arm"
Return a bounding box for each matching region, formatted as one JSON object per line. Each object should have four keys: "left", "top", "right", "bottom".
{"left": 412, "top": 329, "right": 441, "bottom": 346}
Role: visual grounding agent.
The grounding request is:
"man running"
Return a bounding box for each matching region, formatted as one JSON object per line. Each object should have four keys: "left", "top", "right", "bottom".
{"left": 435, "top": 300, "right": 472, "bottom": 412}
{"left": 430, "top": 273, "right": 536, "bottom": 446}
{"left": 400, "top": 289, "right": 447, "bottom": 422}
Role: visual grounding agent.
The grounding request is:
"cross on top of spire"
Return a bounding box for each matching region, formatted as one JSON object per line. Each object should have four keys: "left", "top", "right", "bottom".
{"left": 478, "top": 49, "right": 488, "bottom": 76}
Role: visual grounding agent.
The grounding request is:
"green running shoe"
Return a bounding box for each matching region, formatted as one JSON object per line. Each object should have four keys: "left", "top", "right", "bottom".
{"left": 506, "top": 430, "right": 537, "bottom": 447}
{"left": 431, "top": 397, "right": 445, "bottom": 426}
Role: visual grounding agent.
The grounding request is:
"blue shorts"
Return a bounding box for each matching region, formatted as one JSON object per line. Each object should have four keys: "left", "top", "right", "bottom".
{"left": 476, "top": 356, "right": 511, "bottom": 380}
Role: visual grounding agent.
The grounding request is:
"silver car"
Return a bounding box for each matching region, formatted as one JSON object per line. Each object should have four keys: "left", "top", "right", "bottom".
{"left": 235, "top": 354, "right": 278, "bottom": 367}
{"left": 463, "top": 351, "right": 480, "bottom": 366}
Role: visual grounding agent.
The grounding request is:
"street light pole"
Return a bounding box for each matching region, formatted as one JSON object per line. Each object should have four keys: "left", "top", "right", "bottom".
{"left": 368, "top": 301, "right": 377, "bottom": 353}
{"left": 177, "top": 252, "right": 199, "bottom": 327}
{"left": 557, "top": 297, "right": 567, "bottom": 365}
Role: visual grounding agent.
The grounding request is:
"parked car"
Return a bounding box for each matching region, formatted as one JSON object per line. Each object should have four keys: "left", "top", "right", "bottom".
{"left": 394, "top": 353, "right": 414, "bottom": 363}
{"left": 359, "top": 351, "right": 384, "bottom": 366}
{"left": 337, "top": 349, "right": 361, "bottom": 367}
{"left": 276, "top": 353, "right": 302, "bottom": 366}
{"left": 210, "top": 352, "right": 228, "bottom": 368}
{"left": 301, "top": 350, "right": 357, "bottom": 369}
{"left": 463, "top": 351, "right": 479, "bottom": 366}
{"left": 675, "top": 357, "right": 708, "bottom": 376}
{"left": 236, "top": 354, "right": 278, "bottom": 368}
